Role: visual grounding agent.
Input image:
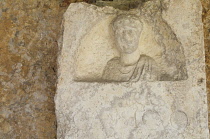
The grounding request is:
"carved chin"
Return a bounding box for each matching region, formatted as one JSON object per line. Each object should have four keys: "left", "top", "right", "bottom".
{"left": 121, "top": 44, "right": 138, "bottom": 54}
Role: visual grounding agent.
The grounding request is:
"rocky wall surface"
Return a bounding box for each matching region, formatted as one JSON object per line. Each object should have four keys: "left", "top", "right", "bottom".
{"left": 0, "top": 0, "right": 209, "bottom": 138}
{"left": 0, "top": 0, "right": 64, "bottom": 138}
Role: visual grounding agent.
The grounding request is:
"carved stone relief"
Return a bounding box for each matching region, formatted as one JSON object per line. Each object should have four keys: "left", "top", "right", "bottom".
{"left": 55, "top": 0, "right": 209, "bottom": 138}
{"left": 73, "top": 8, "right": 187, "bottom": 82}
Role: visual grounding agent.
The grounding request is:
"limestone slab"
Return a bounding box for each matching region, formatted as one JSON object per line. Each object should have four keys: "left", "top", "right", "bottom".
{"left": 55, "top": 0, "right": 209, "bottom": 138}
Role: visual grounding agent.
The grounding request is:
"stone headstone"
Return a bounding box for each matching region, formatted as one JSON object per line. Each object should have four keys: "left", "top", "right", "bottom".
{"left": 55, "top": 0, "right": 209, "bottom": 138}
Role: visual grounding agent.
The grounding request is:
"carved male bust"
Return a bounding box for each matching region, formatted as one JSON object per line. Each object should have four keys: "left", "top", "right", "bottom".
{"left": 74, "top": 13, "right": 188, "bottom": 82}
{"left": 102, "top": 15, "right": 176, "bottom": 82}
{"left": 102, "top": 14, "right": 160, "bottom": 82}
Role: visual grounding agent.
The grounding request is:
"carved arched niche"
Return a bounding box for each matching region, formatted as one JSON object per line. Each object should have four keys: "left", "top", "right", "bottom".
{"left": 73, "top": 0, "right": 188, "bottom": 82}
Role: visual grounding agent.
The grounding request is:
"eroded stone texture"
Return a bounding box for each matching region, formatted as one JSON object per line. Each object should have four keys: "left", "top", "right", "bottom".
{"left": 200, "top": 0, "right": 210, "bottom": 129}
{"left": 0, "top": 0, "right": 65, "bottom": 138}
{"left": 56, "top": 0, "right": 209, "bottom": 138}
{"left": 0, "top": 0, "right": 210, "bottom": 138}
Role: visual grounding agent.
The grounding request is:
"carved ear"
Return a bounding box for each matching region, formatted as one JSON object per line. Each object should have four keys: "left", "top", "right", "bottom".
{"left": 161, "top": 0, "right": 171, "bottom": 10}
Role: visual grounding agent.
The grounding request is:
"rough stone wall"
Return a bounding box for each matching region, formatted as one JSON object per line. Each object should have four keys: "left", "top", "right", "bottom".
{"left": 0, "top": 0, "right": 64, "bottom": 138}
{"left": 0, "top": 0, "right": 209, "bottom": 138}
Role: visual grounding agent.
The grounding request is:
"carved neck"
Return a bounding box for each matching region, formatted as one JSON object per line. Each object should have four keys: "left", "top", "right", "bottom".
{"left": 120, "top": 49, "right": 141, "bottom": 66}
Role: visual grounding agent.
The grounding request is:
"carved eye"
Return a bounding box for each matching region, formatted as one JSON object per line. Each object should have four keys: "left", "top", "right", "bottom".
{"left": 127, "top": 30, "right": 132, "bottom": 35}
{"left": 122, "top": 30, "right": 126, "bottom": 35}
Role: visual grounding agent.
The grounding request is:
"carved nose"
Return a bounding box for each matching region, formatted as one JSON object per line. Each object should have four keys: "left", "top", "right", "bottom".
{"left": 125, "top": 33, "right": 132, "bottom": 41}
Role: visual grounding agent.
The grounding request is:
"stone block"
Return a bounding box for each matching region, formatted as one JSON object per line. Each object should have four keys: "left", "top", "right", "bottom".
{"left": 55, "top": 0, "right": 209, "bottom": 138}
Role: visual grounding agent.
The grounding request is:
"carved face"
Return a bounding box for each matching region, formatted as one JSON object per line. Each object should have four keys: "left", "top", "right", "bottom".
{"left": 112, "top": 15, "right": 143, "bottom": 54}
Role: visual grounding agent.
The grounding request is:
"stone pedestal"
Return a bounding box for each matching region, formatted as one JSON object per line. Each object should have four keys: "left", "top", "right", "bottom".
{"left": 55, "top": 0, "right": 209, "bottom": 138}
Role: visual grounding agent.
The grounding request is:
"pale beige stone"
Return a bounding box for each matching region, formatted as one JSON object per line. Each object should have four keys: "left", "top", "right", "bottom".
{"left": 55, "top": 0, "right": 209, "bottom": 138}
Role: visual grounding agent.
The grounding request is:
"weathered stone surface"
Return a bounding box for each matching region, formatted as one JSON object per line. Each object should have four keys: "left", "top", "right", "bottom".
{"left": 56, "top": 0, "right": 209, "bottom": 139}
{"left": 201, "top": 0, "right": 210, "bottom": 129}
{"left": 0, "top": 0, "right": 65, "bottom": 138}
{"left": 0, "top": 0, "right": 209, "bottom": 138}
